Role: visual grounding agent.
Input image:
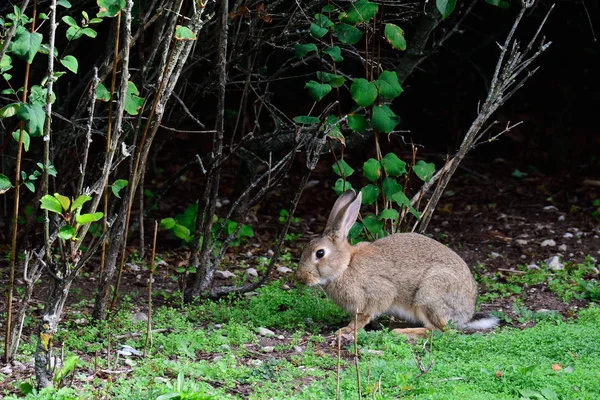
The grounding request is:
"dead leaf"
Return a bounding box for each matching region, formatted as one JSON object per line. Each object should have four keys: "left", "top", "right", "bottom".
{"left": 552, "top": 363, "right": 562, "bottom": 371}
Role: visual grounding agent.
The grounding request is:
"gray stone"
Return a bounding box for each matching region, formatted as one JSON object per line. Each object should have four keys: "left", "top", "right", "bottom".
{"left": 131, "top": 312, "right": 148, "bottom": 322}
{"left": 245, "top": 268, "right": 258, "bottom": 278}
{"left": 527, "top": 263, "right": 540, "bottom": 270}
{"left": 540, "top": 239, "right": 556, "bottom": 247}
{"left": 558, "top": 244, "right": 567, "bottom": 252}
{"left": 293, "top": 346, "right": 303, "bottom": 353}
{"left": 276, "top": 266, "right": 293, "bottom": 274}
{"left": 563, "top": 232, "right": 574, "bottom": 239}
{"left": 258, "top": 327, "right": 275, "bottom": 336}
{"left": 516, "top": 239, "right": 528, "bottom": 245}
{"left": 261, "top": 346, "right": 274, "bottom": 353}
{"left": 546, "top": 256, "right": 564, "bottom": 271}
{"left": 215, "top": 270, "right": 236, "bottom": 279}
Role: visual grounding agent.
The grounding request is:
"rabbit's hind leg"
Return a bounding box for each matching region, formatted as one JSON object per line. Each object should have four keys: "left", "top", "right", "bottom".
{"left": 338, "top": 312, "right": 371, "bottom": 334}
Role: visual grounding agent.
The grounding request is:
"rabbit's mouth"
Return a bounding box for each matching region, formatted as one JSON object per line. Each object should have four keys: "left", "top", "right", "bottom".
{"left": 296, "top": 270, "right": 327, "bottom": 286}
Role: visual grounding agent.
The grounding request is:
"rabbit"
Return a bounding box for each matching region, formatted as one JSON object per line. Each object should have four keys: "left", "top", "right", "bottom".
{"left": 296, "top": 189, "right": 498, "bottom": 337}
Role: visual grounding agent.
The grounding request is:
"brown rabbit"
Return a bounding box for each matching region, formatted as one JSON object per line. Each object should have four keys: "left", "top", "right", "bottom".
{"left": 297, "top": 190, "right": 497, "bottom": 337}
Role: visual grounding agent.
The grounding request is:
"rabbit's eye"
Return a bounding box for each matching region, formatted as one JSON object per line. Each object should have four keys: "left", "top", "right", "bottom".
{"left": 316, "top": 249, "right": 325, "bottom": 259}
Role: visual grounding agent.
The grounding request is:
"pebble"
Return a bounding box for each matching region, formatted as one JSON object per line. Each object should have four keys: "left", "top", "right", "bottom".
{"left": 365, "top": 349, "right": 384, "bottom": 356}
{"left": 489, "top": 252, "right": 501, "bottom": 259}
{"left": 558, "top": 215, "right": 565, "bottom": 221}
{"left": 543, "top": 205, "right": 558, "bottom": 211}
{"left": 516, "top": 239, "right": 528, "bottom": 245}
{"left": 267, "top": 249, "right": 275, "bottom": 257}
{"left": 124, "top": 358, "right": 136, "bottom": 367}
{"left": 131, "top": 312, "right": 148, "bottom": 322}
{"left": 245, "top": 268, "right": 258, "bottom": 278}
{"left": 546, "top": 256, "right": 564, "bottom": 271}
{"left": 558, "top": 244, "right": 567, "bottom": 252}
{"left": 563, "top": 232, "right": 573, "bottom": 239}
{"left": 244, "top": 291, "right": 258, "bottom": 297}
{"left": 293, "top": 346, "right": 303, "bottom": 353}
{"left": 258, "top": 327, "right": 275, "bottom": 336}
{"left": 540, "top": 239, "right": 556, "bottom": 247}
{"left": 520, "top": 255, "right": 527, "bottom": 259}
{"left": 527, "top": 263, "right": 540, "bottom": 270}
{"left": 276, "top": 266, "right": 293, "bottom": 274}
{"left": 277, "top": 335, "right": 285, "bottom": 340}
{"left": 261, "top": 346, "right": 274, "bottom": 353}
{"left": 215, "top": 270, "right": 236, "bottom": 279}
{"left": 246, "top": 251, "right": 253, "bottom": 257}
{"left": 250, "top": 359, "right": 263, "bottom": 366}
{"left": 0, "top": 365, "right": 12, "bottom": 375}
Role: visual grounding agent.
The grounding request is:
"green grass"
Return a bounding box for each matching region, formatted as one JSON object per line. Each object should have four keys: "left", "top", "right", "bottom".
{"left": 5, "top": 280, "right": 600, "bottom": 399}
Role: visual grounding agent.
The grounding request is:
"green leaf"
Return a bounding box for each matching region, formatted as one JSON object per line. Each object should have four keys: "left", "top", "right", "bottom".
{"left": 40, "top": 195, "right": 63, "bottom": 214}
{"left": 339, "top": 0, "right": 378, "bottom": 24}
{"left": 160, "top": 217, "right": 176, "bottom": 230}
{"left": 238, "top": 224, "right": 254, "bottom": 238}
{"left": 348, "top": 221, "right": 363, "bottom": 240}
{"left": 347, "top": 114, "right": 369, "bottom": 133}
{"left": 362, "top": 214, "right": 383, "bottom": 236}
{"left": 12, "top": 130, "right": 30, "bottom": 152}
{"left": 1, "top": 54, "right": 12, "bottom": 72}
{"left": 124, "top": 81, "right": 144, "bottom": 115}
{"left": 382, "top": 177, "right": 403, "bottom": 198}
{"left": 371, "top": 104, "right": 400, "bottom": 134}
{"left": 350, "top": 78, "right": 378, "bottom": 107}
{"left": 363, "top": 158, "right": 382, "bottom": 182}
{"left": 333, "top": 23, "right": 363, "bottom": 45}
{"left": 60, "top": 55, "right": 78, "bottom": 73}
{"left": 58, "top": 0, "right": 72, "bottom": 8}
{"left": 76, "top": 212, "right": 104, "bottom": 224}
{"left": 54, "top": 193, "right": 71, "bottom": 211}
{"left": 324, "top": 115, "right": 344, "bottom": 145}
{"left": 384, "top": 24, "right": 407, "bottom": 51}
{"left": 315, "top": 13, "right": 334, "bottom": 28}
{"left": 436, "top": 0, "right": 457, "bottom": 19}
{"left": 97, "top": 0, "right": 126, "bottom": 18}
{"left": 332, "top": 159, "right": 354, "bottom": 177}
{"left": 412, "top": 160, "right": 436, "bottom": 182}
{"left": 316, "top": 72, "right": 345, "bottom": 88}
{"left": 111, "top": 179, "right": 128, "bottom": 198}
{"left": 0, "top": 174, "right": 13, "bottom": 194}
{"left": 392, "top": 191, "right": 421, "bottom": 220}
{"left": 305, "top": 80, "right": 332, "bottom": 101}
{"left": 29, "top": 85, "right": 55, "bottom": 106}
{"left": 0, "top": 103, "right": 20, "bottom": 118}
{"left": 294, "top": 43, "right": 318, "bottom": 58}
{"left": 379, "top": 208, "right": 399, "bottom": 222}
{"left": 61, "top": 15, "right": 78, "bottom": 28}
{"left": 310, "top": 23, "right": 328, "bottom": 39}
{"left": 80, "top": 28, "right": 98, "bottom": 38}
{"left": 322, "top": 5, "right": 337, "bottom": 12}
{"left": 24, "top": 181, "right": 35, "bottom": 193}
{"left": 70, "top": 194, "right": 92, "bottom": 212}
{"left": 58, "top": 225, "right": 75, "bottom": 240}
{"left": 361, "top": 184, "right": 379, "bottom": 205}
{"left": 381, "top": 152, "right": 407, "bottom": 176}
{"left": 172, "top": 223, "right": 191, "bottom": 242}
{"left": 12, "top": 26, "right": 43, "bottom": 63}
{"left": 96, "top": 82, "right": 110, "bottom": 101}
{"left": 175, "top": 25, "right": 197, "bottom": 40}
{"left": 293, "top": 115, "right": 320, "bottom": 125}
{"left": 333, "top": 178, "right": 353, "bottom": 196}
{"left": 323, "top": 46, "right": 344, "bottom": 62}
{"left": 17, "top": 104, "right": 45, "bottom": 137}
{"left": 375, "top": 70, "right": 403, "bottom": 99}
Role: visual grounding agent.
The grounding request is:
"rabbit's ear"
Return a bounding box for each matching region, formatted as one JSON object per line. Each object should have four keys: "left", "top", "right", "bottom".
{"left": 326, "top": 190, "right": 361, "bottom": 241}
{"left": 326, "top": 190, "right": 356, "bottom": 228}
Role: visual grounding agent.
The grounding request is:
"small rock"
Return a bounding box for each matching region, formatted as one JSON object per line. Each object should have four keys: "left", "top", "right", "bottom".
{"left": 127, "top": 262, "right": 141, "bottom": 272}
{"left": 591, "top": 267, "right": 599, "bottom": 274}
{"left": 536, "top": 309, "right": 553, "bottom": 313}
{"left": 214, "top": 324, "right": 222, "bottom": 329}
{"left": 282, "top": 284, "right": 291, "bottom": 290}
{"left": 246, "top": 251, "right": 253, "bottom": 257}
{"left": 558, "top": 215, "right": 565, "bottom": 222}
{"left": 276, "top": 266, "right": 293, "bottom": 274}
{"left": 520, "top": 255, "right": 527, "bottom": 259}
{"left": 215, "top": 270, "right": 236, "bottom": 279}
{"left": 258, "top": 327, "right": 275, "bottom": 336}
{"left": 135, "top": 274, "right": 142, "bottom": 280}
{"left": 441, "top": 221, "right": 449, "bottom": 227}
{"left": 212, "top": 355, "right": 223, "bottom": 362}
{"left": 540, "top": 239, "right": 556, "bottom": 247}
{"left": 527, "top": 263, "right": 540, "bottom": 270}
{"left": 131, "top": 312, "right": 148, "bottom": 322}
{"left": 546, "top": 256, "right": 564, "bottom": 271}
{"left": 124, "top": 358, "right": 136, "bottom": 367}
{"left": 278, "top": 335, "right": 285, "bottom": 340}
{"left": 267, "top": 249, "right": 275, "bottom": 257}
{"left": 221, "top": 199, "right": 231, "bottom": 206}
{"left": 75, "top": 318, "right": 87, "bottom": 325}
{"left": 245, "top": 268, "right": 258, "bottom": 278}
{"left": 119, "top": 345, "right": 142, "bottom": 356}
{"left": 219, "top": 344, "right": 230, "bottom": 351}
{"left": 216, "top": 201, "right": 222, "bottom": 208}
{"left": 516, "top": 239, "right": 528, "bottom": 245}
{"left": 489, "top": 252, "right": 501, "bottom": 259}
{"left": 563, "top": 232, "right": 574, "bottom": 239}
{"left": 0, "top": 365, "right": 12, "bottom": 375}
{"left": 261, "top": 346, "right": 274, "bottom": 353}
{"left": 306, "top": 179, "right": 320, "bottom": 189}
{"left": 558, "top": 244, "right": 567, "bottom": 252}
{"left": 250, "top": 359, "right": 263, "bottom": 367}
{"left": 543, "top": 205, "right": 558, "bottom": 211}
{"left": 244, "top": 291, "right": 258, "bottom": 297}
{"left": 293, "top": 346, "right": 303, "bottom": 353}
{"left": 365, "top": 349, "right": 384, "bottom": 356}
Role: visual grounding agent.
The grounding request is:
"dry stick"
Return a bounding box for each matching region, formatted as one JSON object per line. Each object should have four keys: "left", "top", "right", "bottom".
{"left": 336, "top": 328, "right": 342, "bottom": 400}
{"left": 143, "top": 221, "right": 158, "bottom": 358}
{"left": 354, "top": 311, "right": 361, "bottom": 399}
{"left": 110, "top": 38, "right": 177, "bottom": 314}
{"left": 5, "top": 0, "right": 37, "bottom": 364}
{"left": 101, "top": 11, "right": 123, "bottom": 277}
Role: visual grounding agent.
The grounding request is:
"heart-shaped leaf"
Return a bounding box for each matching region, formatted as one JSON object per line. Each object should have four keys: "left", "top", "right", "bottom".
{"left": 305, "top": 80, "right": 332, "bottom": 101}
{"left": 12, "top": 130, "right": 30, "bottom": 152}
{"left": 323, "top": 46, "right": 344, "bottom": 62}
{"left": 111, "top": 179, "right": 128, "bottom": 198}
{"left": 333, "top": 178, "right": 353, "bottom": 195}
{"left": 12, "top": 26, "right": 43, "bottom": 64}
{"left": 332, "top": 159, "right": 354, "bottom": 177}
{"left": 350, "top": 78, "right": 378, "bottom": 107}
{"left": 381, "top": 152, "right": 407, "bottom": 176}
{"left": 97, "top": 0, "right": 126, "bottom": 18}
{"left": 413, "top": 160, "right": 436, "bottom": 182}
{"left": 363, "top": 158, "right": 382, "bottom": 182}
{"left": 17, "top": 103, "right": 45, "bottom": 137}
{"left": 333, "top": 23, "right": 363, "bottom": 45}
{"left": 96, "top": 82, "right": 110, "bottom": 101}
{"left": 384, "top": 24, "right": 407, "bottom": 51}
{"left": 375, "top": 70, "right": 403, "bottom": 99}
{"left": 371, "top": 104, "right": 400, "bottom": 134}
{"left": 382, "top": 177, "right": 403, "bottom": 198}
{"left": 361, "top": 184, "right": 379, "bottom": 205}
{"left": 339, "top": 0, "right": 378, "bottom": 24}
{"left": 316, "top": 72, "right": 345, "bottom": 88}
{"left": 347, "top": 114, "right": 369, "bottom": 133}
{"left": 124, "top": 81, "right": 144, "bottom": 115}
{"left": 175, "top": 25, "right": 196, "bottom": 40}
{"left": 0, "top": 174, "right": 13, "bottom": 194}
{"left": 362, "top": 214, "right": 383, "bottom": 236}
{"left": 60, "top": 55, "right": 78, "bottom": 73}
{"left": 294, "top": 43, "right": 318, "bottom": 58}
{"left": 58, "top": 225, "right": 75, "bottom": 240}
{"left": 436, "top": 0, "right": 457, "bottom": 19}
{"left": 379, "top": 208, "right": 399, "bottom": 222}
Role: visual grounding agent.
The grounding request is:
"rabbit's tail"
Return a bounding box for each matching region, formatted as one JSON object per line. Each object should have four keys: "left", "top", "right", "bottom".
{"left": 464, "top": 316, "right": 499, "bottom": 330}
